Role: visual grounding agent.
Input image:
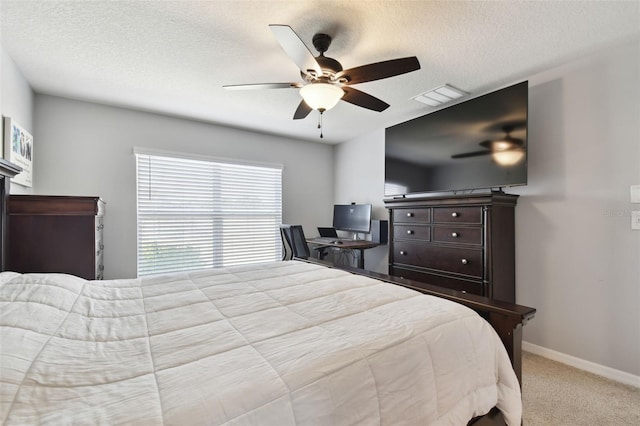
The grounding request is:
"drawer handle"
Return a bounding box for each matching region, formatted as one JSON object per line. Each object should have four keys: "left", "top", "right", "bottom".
{"left": 407, "top": 230, "right": 414, "bottom": 235}
{"left": 461, "top": 258, "right": 468, "bottom": 265}
{"left": 451, "top": 212, "right": 458, "bottom": 218}
{"left": 400, "top": 250, "right": 407, "bottom": 256}
{"left": 451, "top": 232, "right": 458, "bottom": 238}
{"left": 406, "top": 212, "right": 414, "bottom": 217}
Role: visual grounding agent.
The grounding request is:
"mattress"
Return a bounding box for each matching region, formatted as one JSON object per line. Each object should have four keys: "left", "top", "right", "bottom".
{"left": 0, "top": 260, "right": 521, "bottom": 425}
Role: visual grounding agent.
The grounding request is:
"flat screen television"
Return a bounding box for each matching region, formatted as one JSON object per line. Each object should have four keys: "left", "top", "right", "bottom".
{"left": 384, "top": 81, "right": 528, "bottom": 197}
{"left": 333, "top": 204, "right": 372, "bottom": 234}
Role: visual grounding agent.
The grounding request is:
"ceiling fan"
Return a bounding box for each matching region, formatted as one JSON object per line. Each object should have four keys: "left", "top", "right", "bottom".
{"left": 451, "top": 125, "right": 526, "bottom": 166}
{"left": 224, "top": 25, "right": 420, "bottom": 136}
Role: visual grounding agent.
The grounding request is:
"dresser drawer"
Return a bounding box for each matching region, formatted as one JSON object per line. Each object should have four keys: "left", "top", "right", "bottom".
{"left": 433, "top": 206, "right": 482, "bottom": 224}
{"left": 393, "top": 208, "right": 430, "bottom": 223}
{"left": 390, "top": 266, "right": 483, "bottom": 295}
{"left": 432, "top": 226, "right": 482, "bottom": 245}
{"left": 393, "top": 241, "right": 483, "bottom": 278}
{"left": 393, "top": 224, "right": 430, "bottom": 241}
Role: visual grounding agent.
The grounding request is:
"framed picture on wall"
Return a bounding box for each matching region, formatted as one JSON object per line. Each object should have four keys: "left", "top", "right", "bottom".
{"left": 2, "top": 117, "right": 33, "bottom": 187}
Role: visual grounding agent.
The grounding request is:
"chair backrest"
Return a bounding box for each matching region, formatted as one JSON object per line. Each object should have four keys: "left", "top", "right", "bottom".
{"left": 280, "top": 224, "right": 310, "bottom": 260}
{"left": 280, "top": 225, "right": 293, "bottom": 260}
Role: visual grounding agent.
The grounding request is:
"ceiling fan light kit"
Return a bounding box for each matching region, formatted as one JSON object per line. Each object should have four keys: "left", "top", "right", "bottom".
{"left": 224, "top": 24, "right": 421, "bottom": 136}
{"left": 299, "top": 83, "right": 344, "bottom": 111}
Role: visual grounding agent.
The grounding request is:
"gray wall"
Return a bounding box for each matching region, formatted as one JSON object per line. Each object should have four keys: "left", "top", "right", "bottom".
{"left": 33, "top": 96, "right": 334, "bottom": 279}
{"left": 515, "top": 39, "right": 639, "bottom": 378}
{"left": 0, "top": 48, "right": 34, "bottom": 195}
{"left": 334, "top": 39, "right": 640, "bottom": 377}
{"left": 334, "top": 130, "right": 388, "bottom": 274}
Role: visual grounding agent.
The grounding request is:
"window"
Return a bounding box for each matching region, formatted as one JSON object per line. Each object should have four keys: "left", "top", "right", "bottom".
{"left": 135, "top": 149, "right": 282, "bottom": 277}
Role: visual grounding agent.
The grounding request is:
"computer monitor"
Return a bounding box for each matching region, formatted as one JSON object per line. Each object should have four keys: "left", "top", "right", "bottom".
{"left": 332, "top": 204, "right": 372, "bottom": 234}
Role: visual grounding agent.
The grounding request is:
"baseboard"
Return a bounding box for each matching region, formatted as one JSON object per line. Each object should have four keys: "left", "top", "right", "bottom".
{"left": 523, "top": 341, "right": 640, "bottom": 388}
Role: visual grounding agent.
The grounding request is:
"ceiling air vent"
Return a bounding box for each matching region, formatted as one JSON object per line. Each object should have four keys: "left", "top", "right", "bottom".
{"left": 414, "top": 84, "right": 468, "bottom": 107}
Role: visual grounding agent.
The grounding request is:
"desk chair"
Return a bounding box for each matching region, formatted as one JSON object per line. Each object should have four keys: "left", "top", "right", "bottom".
{"left": 280, "top": 224, "right": 311, "bottom": 260}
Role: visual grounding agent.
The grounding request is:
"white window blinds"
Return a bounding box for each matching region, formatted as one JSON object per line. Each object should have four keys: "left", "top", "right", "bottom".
{"left": 135, "top": 151, "right": 282, "bottom": 277}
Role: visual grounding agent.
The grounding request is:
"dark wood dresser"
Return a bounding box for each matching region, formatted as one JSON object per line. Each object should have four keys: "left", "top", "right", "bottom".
{"left": 7, "top": 195, "right": 105, "bottom": 280}
{"left": 0, "top": 159, "right": 22, "bottom": 271}
{"left": 384, "top": 193, "right": 518, "bottom": 302}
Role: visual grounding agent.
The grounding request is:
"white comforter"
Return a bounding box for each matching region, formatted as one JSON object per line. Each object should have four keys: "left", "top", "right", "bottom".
{"left": 0, "top": 260, "right": 521, "bottom": 425}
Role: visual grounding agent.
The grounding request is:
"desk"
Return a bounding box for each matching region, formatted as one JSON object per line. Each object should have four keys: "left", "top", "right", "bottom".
{"left": 306, "top": 238, "right": 378, "bottom": 269}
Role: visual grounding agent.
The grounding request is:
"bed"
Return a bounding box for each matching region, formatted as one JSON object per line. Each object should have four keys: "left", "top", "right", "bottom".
{"left": 2, "top": 260, "right": 524, "bottom": 425}
{"left": 0, "top": 162, "right": 534, "bottom": 425}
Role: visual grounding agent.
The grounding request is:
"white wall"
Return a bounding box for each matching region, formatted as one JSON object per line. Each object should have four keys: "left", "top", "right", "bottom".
{"left": 34, "top": 95, "right": 334, "bottom": 279}
{"left": 0, "top": 48, "right": 34, "bottom": 194}
{"left": 334, "top": 38, "right": 640, "bottom": 377}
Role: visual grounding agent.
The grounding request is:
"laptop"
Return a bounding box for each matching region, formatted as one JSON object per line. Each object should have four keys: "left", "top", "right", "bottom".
{"left": 317, "top": 227, "right": 339, "bottom": 238}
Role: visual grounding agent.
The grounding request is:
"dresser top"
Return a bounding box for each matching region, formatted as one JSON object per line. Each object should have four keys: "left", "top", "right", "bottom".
{"left": 384, "top": 192, "right": 518, "bottom": 208}
{"left": 8, "top": 195, "right": 105, "bottom": 216}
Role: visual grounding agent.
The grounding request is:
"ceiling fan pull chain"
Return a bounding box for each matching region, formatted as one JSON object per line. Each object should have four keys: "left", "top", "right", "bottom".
{"left": 319, "top": 110, "right": 324, "bottom": 138}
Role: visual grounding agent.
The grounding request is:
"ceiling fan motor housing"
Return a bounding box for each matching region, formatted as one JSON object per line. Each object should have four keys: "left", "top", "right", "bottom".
{"left": 312, "top": 33, "right": 332, "bottom": 53}
{"left": 301, "top": 55, "right": 343, "bottom": 82}
{"left": 300, "top": 33, "right": 344, "bottom": 81}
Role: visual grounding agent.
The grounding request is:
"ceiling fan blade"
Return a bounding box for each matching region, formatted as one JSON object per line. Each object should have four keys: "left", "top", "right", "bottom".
{"left": 269, "top": 24, "right": 322, "bottom": 76}
{"left": 451, "top": 150, "right": 492, "bottom": 159}
{"left": 337, "top": 56, "right": 420, "bottom": 85}
{"left": 341, "top": 87, "right": 390, "bottom": 112}
{"left": 223, "top": 83, "right": 302, "bottom": 90}
{"left": 293, "top": 100, "right": 312, "bottom": 120}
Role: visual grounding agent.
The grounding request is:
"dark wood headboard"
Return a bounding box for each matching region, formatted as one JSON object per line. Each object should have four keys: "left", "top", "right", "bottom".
{"left": 0, "top": 159, "right": 22, "bottom": 271}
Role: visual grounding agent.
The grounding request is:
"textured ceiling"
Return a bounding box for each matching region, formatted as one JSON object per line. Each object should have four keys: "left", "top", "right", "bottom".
{"left": 1, "top": 1, "right": 638, "bottom": 144}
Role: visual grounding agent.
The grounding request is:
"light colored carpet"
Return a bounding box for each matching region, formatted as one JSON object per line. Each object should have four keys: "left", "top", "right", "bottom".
{"left": 522, "top": 351, "right": 640, "bottom": 425}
